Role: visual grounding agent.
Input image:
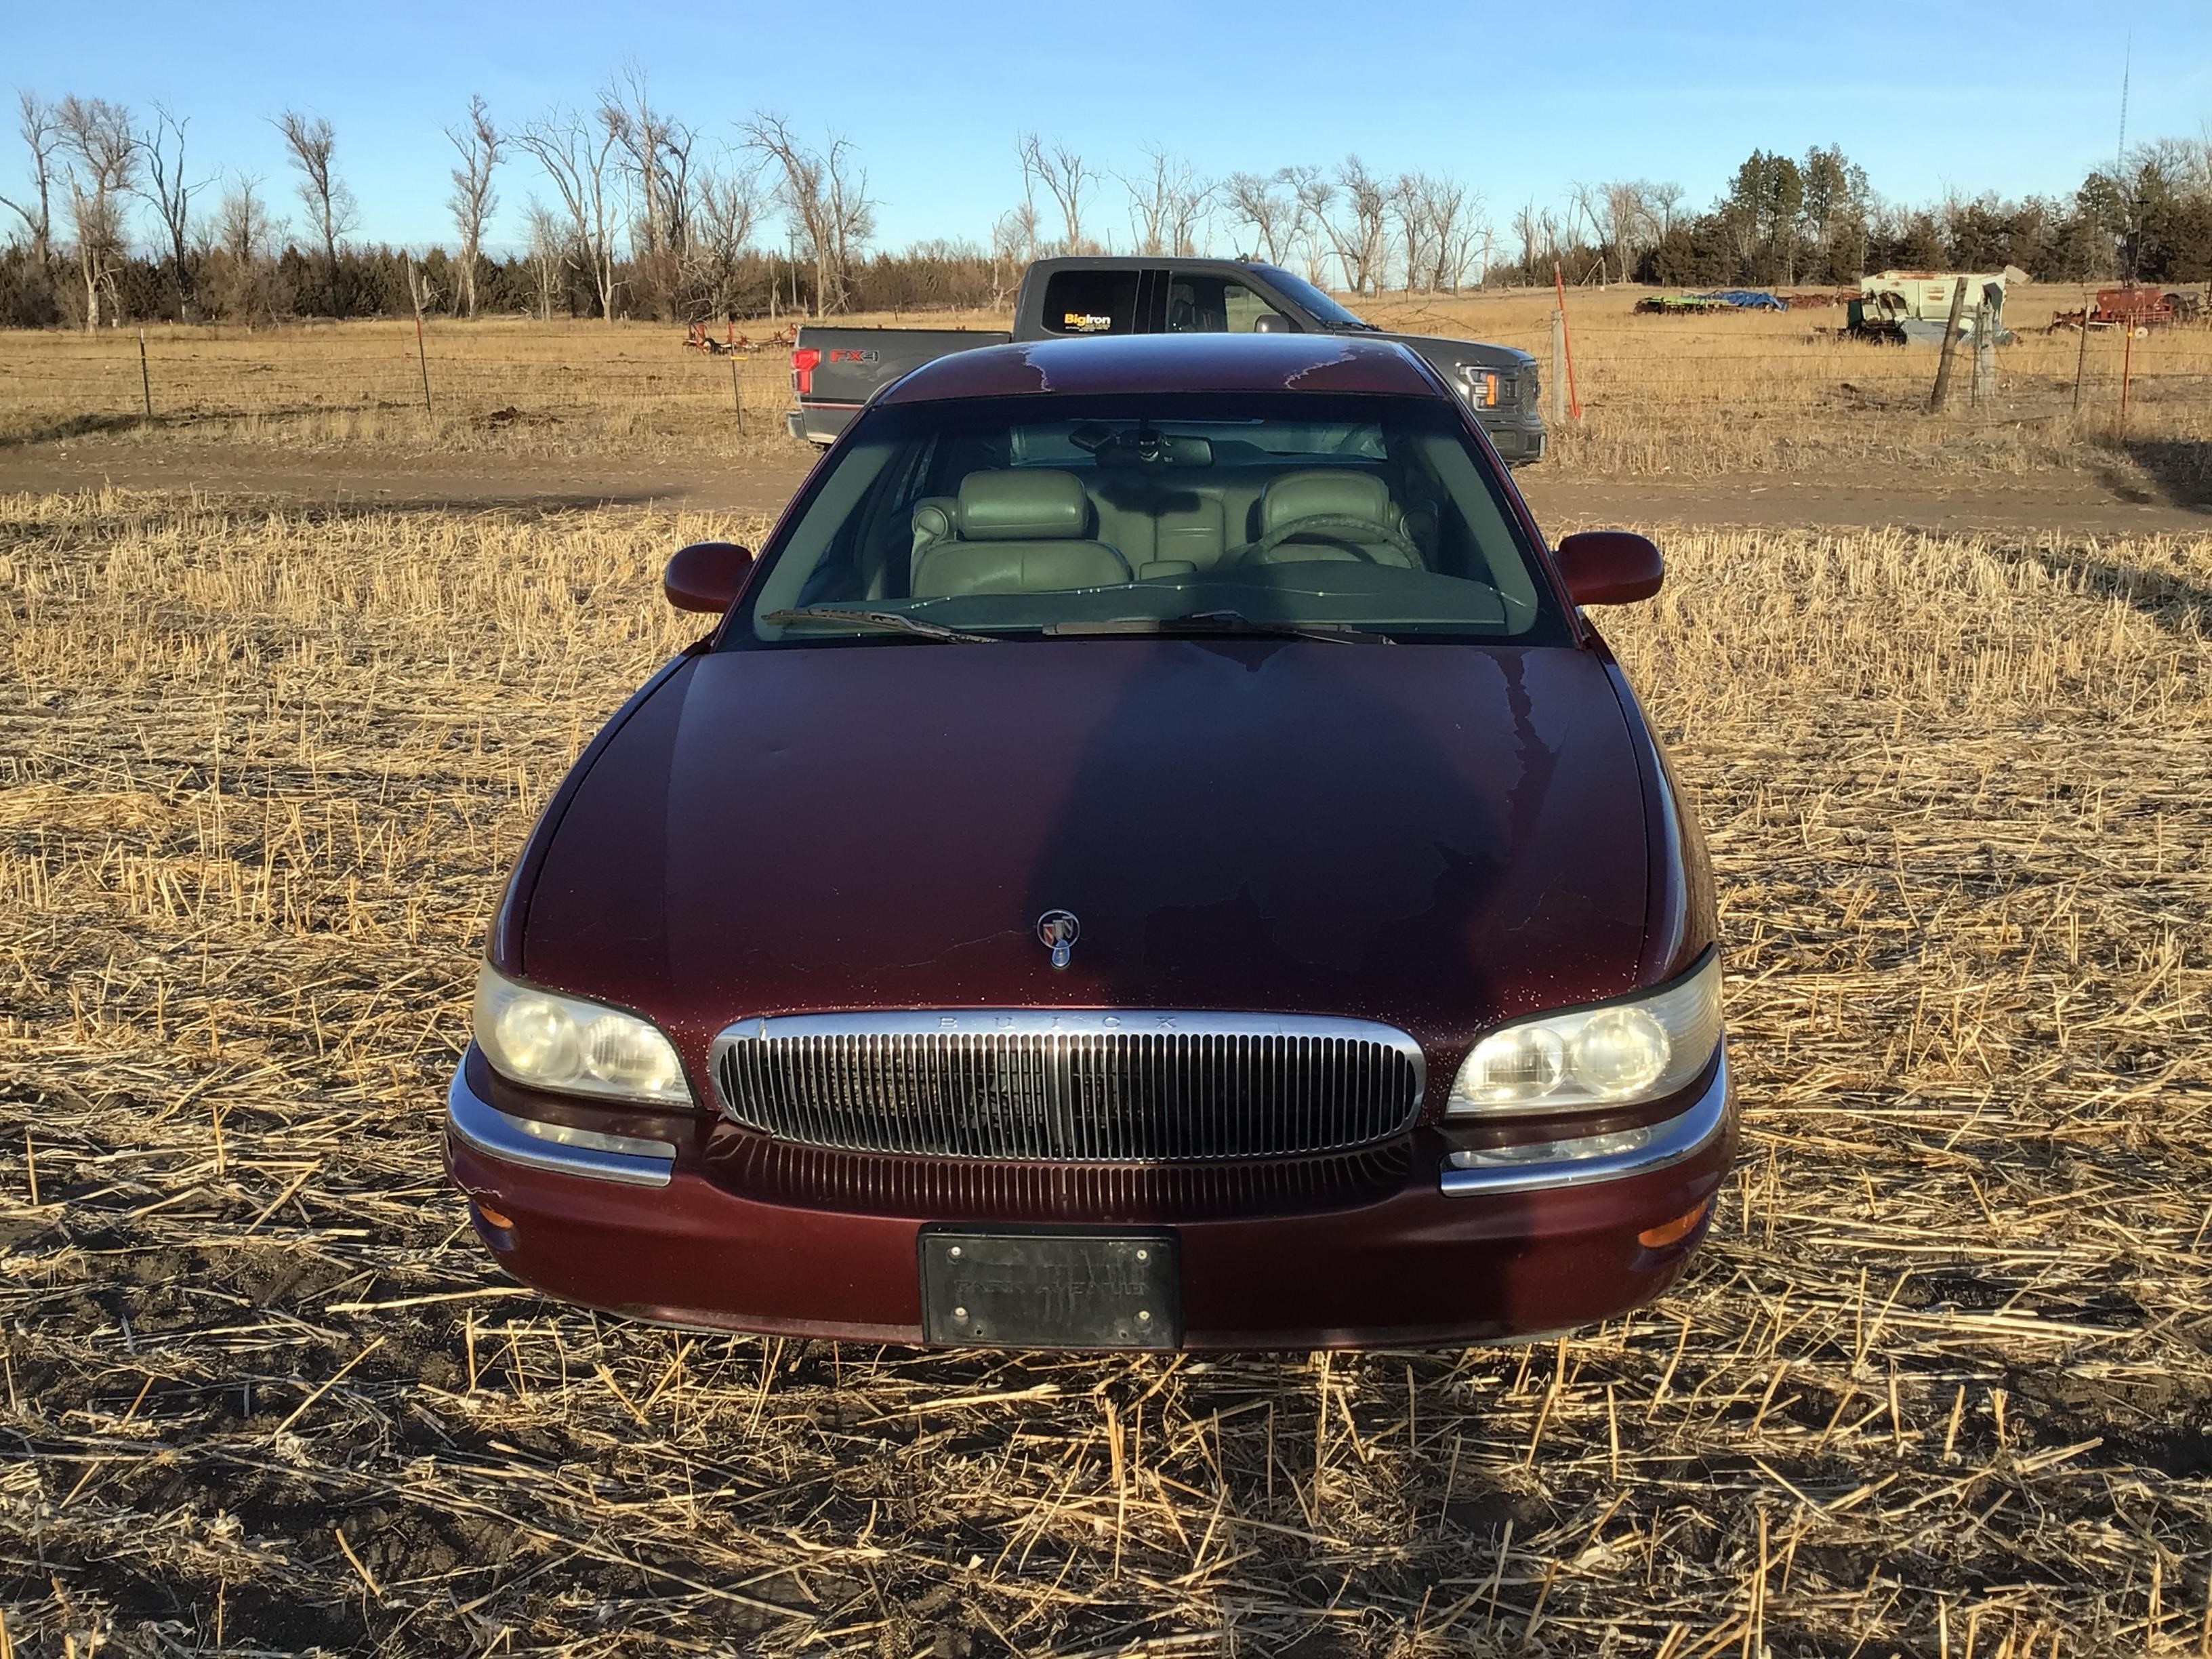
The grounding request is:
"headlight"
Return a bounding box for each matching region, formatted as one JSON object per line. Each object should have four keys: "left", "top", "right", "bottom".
{"left": 1458, "top": 365, "right": 1503, "bottom": 408}
{"left": 1446, "top": 953, "right": 1722, "bottom": 1115}
{"left": 472, "top": 962, "right": 691, "bottom": 1106}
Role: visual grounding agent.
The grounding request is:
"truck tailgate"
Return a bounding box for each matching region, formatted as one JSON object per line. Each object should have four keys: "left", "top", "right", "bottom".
{"left": 796, "top": 327, "right": 1014, "bottom": 411}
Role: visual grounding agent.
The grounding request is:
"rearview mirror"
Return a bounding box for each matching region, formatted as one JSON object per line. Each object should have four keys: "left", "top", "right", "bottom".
{"left": 663, "top": 541, "right": 754, "bottom": 612}
{"left": 1553, "top": 531, "right": 1663, "bottom": 607}
{"left": 1251, "top": 312, "right": 1296, "bottom": 334}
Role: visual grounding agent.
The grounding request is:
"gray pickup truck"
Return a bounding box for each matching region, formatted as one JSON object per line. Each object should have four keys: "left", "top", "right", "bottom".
{"left": 785, "top": 256, "right": 1545, "bottom": 464}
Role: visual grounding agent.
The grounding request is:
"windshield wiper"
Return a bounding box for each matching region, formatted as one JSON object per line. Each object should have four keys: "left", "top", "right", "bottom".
{"left": 765, "top": 607, "right": 998, "bottom": 644}
{"left": 1046, "top": 610, "right": 1393, "bottom": 644}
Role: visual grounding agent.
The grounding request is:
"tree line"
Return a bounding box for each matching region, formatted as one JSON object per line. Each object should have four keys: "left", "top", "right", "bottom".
{"left": 2, "top": 74, "right": 2208, "bottom": 331}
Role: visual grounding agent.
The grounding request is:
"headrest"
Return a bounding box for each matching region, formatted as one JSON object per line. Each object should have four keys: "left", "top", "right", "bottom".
{"left": 957, "top": 470, "right": 1089, "bottom": 541}
{"left": 1259, "top": 470, "right": 1393, "bottom": 533}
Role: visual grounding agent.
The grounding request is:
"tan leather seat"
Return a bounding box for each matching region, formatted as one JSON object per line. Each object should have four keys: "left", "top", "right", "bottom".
{"left": 912, "top": 470, "right": 1132, "bottom": 598}
{"left": 1243, "top": 470, "right": 1418, "bottom": 567}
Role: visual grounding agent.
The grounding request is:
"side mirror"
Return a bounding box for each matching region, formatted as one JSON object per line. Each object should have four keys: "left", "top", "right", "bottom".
{"left": 1251, "top": 312, "right": 1296, "bottom": 334}
{"left": 1553, "top": 531, "right": 1663, "bottom": 607}
{"left": 663, "top": 541, "right": 754, "bottom": 612}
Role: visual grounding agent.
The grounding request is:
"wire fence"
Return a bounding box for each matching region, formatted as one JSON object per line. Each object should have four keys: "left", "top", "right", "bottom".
{"left": 2, "top": 323, "right": 2208, "bottom": 446}
{"left": 1, "top": 327, "right": 804, "bottom": 442}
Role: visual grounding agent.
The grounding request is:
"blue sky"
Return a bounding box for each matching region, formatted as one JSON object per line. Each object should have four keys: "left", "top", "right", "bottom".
{"left": 10, "top": 0, "right": 2209, "bottom": 255}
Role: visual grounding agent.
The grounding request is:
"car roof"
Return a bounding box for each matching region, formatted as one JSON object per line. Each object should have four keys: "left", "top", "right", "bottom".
{"left": 1024, "top": 254, "right": 1263, "bottom": 271}
{"left": 878, "top": 333, "right": 1448, "bottom": 405}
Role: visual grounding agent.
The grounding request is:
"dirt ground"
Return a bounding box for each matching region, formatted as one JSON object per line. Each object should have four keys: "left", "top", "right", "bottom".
{"left": 2, "top": 436, "right": 2207, "bottom": 541}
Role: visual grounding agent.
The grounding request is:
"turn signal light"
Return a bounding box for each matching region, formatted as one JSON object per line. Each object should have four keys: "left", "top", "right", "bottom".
{"left": 1637, "top": 1198, "right": 1711, "bottom": 1250}
{"left": 473, "top": 1200, "right": 516, "bottom": 1232}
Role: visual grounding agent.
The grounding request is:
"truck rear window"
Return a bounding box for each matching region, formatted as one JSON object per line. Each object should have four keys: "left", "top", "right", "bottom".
{"left": 1039, "top": 270, "right": 1141, "bottom": 336}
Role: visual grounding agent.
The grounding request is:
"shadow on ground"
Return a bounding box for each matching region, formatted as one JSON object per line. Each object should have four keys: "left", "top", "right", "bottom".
{"left": 2087, "top": 434, "right": 2212, "bottom": 514}
{"left": 1998, "top": 541, "right": 2212, "bottom": 636}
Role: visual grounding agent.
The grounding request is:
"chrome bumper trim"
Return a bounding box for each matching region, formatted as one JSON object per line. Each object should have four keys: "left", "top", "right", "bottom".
{"left": 1438, "top": 1053, "right": 1731, "bottom": 1197}
{"left": 447, "top": 1061, "right": 676, "bottom": 1189}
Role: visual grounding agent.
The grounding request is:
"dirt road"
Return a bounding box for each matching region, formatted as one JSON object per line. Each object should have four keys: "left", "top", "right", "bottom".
{"left": 2, "top": 437, "right": 2205, "bottom": 537}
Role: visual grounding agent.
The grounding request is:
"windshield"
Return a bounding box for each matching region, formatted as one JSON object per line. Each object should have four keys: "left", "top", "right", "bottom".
{"left": 1250, "top": 265, "right": 1374, "bottom": 330}
{"left": 730, "top": 392, "right": 1566, "bottom": 647}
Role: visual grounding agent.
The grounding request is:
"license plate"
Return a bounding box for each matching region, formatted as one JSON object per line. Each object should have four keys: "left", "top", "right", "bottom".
{"left": 920, "top": 1229, "right": 1180, "bottom": 1349}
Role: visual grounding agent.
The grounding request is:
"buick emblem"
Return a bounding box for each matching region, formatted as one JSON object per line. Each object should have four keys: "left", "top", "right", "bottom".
{"left": 1036, "top": 910, "right": 1080, "bottom": 969}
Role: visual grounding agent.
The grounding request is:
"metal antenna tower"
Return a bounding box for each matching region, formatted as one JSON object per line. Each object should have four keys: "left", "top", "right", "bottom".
{"left": 2116, "top": 33, "right": 2131, "bottom": 174}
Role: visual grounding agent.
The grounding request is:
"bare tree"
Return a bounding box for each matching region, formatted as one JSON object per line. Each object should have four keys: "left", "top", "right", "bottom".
{"left": 1316, "top": 156, "right": 1391, "bottom": 292}
{"left": 1, "top": 91, "right": 62, "bottom": 262}
{"left": 743, "top": 114, "right": 872, "bottom": 316}
{"left": 1392, "top": 173, "right": 1435, "bottom": 291}
{"left": 134, "top": 104, "right": 202, "bottom": 321}
{"left": 446, "top": 94, "right": 500, "bottom": 319}
{"left": 745, "top": 112, "right": 830, "bottom": 316}
{"left": 1119, "top": 148, "right": 1212, "bottom": 258}
{"left": 1286, "top": 165, "right": 1334, "bottom": 281}
{"left": 1124, "top": 147, "right": 1167, "bottom": 255}
{"left": 1511, "top": 199, "right": 1542, "bottom": 281}
{"left": 1572, "top": 180, "right": 1659, "bottom": 285}
{"left": 1391, "top": 173, "right": 1482, "bottom": 291}
{"left": 274, "top": 111, "right": 357, "bottom": 314}
{"left": 1018, "top": 132, "right": 1094, "bottom": 252}
{"left": 516, "top": 108, "right": 622, "bottom": 320}
{"left": 208, "top": 172, "right": 279, "bottom": 325}
{"left": 991, "top": 198, "right": 1041, "bottom": 304}
{"left": 523, "top": 199, "right": 568, "bottom": 321}
{"left": 687, "top": 162, "right": 760, "bottom": 319}
{"left": 601, "top": 66, "right": 695, "bottom": 318}
{"left": 1225, "top": 169, "right": 1298, "bottom": 262}
{"left": 821, "top": 136, "right": 874, "bottom": 314}
{"left": 1436, "top": 181, "right": 1487, "bottom": 289}
{"left": 56, "top": 96, "right": 136, "bottom": 329}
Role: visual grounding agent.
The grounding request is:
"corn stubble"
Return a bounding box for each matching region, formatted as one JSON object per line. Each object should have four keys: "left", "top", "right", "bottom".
{"left": 1, "top": 491, "right": 2207, "bottom": 1656}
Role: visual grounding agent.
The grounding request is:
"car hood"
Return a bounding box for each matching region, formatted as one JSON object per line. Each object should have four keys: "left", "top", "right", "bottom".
{"left": 521, "top": 638, "right": 1650, "bottom": 1072}
{"left": 1367, "top": 329, "right": 1538, "bottom": 373}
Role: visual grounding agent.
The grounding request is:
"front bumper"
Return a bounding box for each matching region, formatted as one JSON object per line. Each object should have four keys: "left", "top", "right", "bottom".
{"left": 1479, "top": 413, "right": 1546, "bottom": 465}
{"left": 444, "top": 1052, "right": 1734, "bottom": 1350}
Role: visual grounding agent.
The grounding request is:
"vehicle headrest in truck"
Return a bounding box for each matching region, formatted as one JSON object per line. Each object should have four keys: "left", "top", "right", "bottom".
{"left": 957, "top": 470, "right": 1090, "bottom": 540}
{"left": 1258, "top": 470, "right": 1397, "bottom": 533}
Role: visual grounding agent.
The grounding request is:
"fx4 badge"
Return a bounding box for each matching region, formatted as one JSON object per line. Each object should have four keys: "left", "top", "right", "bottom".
{"left": 1036, "top": 911, "right": 1080, "bottom": 969}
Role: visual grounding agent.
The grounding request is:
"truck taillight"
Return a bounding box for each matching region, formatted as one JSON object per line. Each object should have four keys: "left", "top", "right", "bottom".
{"left": 791, "top": 347, "right": 821, "bottom": 394}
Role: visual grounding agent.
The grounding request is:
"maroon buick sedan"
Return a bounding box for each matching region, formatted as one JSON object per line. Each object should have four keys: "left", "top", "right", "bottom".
{"left": 443, "top": 333, "right": 1733, "bottom": 1350}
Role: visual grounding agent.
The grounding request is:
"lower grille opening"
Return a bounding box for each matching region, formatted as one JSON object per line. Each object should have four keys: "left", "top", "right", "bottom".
{"left": 707, "top": 1126, "right": 1415, "bottom": 1221}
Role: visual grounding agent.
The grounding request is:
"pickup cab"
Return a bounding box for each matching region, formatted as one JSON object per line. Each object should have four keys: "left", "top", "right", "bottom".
{"left": 787, "top": 256, "right": 1546, "bottom": 464}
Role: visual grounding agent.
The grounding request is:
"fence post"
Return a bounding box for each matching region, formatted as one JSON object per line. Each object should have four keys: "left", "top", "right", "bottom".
{"left": 405, "top": 252, "right": 434, "bottom": 417}
{"left": 1550, "top": 311, "right": 1566, "bottom": 426}
{"left": 731, "top": 356, "right": 745, "bottom": 434}
{"left": 1551, "top": 262, "right": 1582, "bottom": 419}
{"left": 1970, "top": 291, "right": 1996, "bottom": 407}
{"left": 2070, "top": 289, "right": 2091, "bottom": 411}
{"left": 1927, "top": 279, "right": 1969, "bottom": 413}
{"left": 138, "top": 329, "right": 153, "bottom": 423}
{"left": 2118, "top": 319, "right": 2134, "bottom": 435}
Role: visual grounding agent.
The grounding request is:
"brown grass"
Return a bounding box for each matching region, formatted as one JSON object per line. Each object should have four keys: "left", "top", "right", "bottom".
{"left": 2, "top": 491, "right": 2209, "bottom": 1655}
{"left": 3, "top": 287, "right": 2207, "bottom": 485}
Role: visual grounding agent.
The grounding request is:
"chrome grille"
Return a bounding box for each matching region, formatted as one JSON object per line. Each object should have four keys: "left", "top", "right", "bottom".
{"left": 711, "top": 1011, "right": 1424, "bottom": 1163}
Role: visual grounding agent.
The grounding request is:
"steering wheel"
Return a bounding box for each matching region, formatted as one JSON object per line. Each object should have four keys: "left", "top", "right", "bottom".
{"left": 1240, "top": 512, "right": 1422, "bottom": 567}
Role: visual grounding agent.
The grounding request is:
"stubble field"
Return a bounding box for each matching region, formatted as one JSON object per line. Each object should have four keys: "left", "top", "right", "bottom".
{"left": 2, "top": 479, "right": 2207, "bottom": 1656}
